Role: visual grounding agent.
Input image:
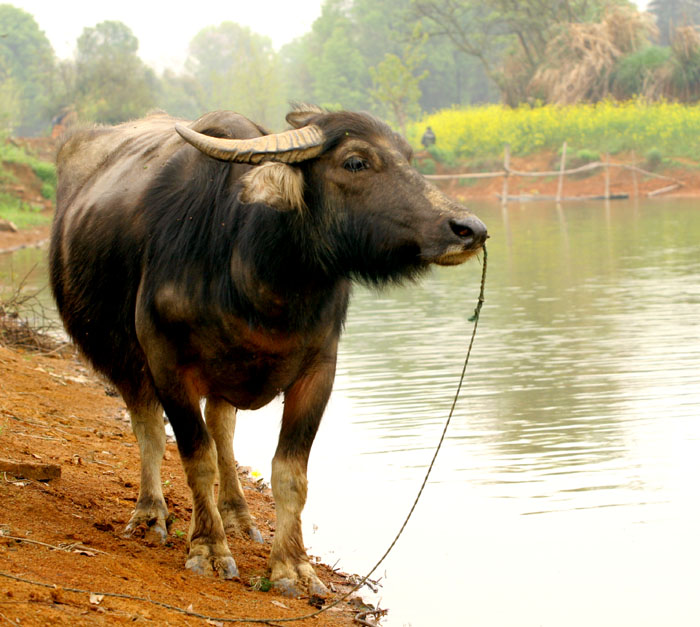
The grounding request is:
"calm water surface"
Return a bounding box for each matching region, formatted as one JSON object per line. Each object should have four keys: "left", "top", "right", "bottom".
{"left": 2, "top": 199, "right": 699, "bottom": 626}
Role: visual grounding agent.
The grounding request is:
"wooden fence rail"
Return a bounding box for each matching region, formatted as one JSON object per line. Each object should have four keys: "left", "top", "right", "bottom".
{"left": 423, "top": 142, "right": 683, "bottom": 204}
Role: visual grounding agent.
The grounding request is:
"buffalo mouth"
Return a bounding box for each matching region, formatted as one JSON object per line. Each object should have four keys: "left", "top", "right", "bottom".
{"left": 432, "top": 245, "right": 484, "bottom": 266}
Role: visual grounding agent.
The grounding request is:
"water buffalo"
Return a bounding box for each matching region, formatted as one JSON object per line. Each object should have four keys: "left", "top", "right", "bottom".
{"left": 50, "top": 106, "right": 487, "bottom": 597}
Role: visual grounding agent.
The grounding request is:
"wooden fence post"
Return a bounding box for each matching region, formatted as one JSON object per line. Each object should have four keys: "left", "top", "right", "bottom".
{"left": 501, "top": 143, "right": 510, "bottom": 207}
{"left": 556, "top": 141, "right": 567, "bottom": 204}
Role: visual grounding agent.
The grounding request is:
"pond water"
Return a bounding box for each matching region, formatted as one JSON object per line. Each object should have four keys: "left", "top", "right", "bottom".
{"left": 2, "top": 199, "right": 699, "bottom": 626}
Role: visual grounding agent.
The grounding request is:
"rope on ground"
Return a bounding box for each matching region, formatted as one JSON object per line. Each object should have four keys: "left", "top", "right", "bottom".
{"left": 0, "top": 245, "right": 488, "bottom": 625}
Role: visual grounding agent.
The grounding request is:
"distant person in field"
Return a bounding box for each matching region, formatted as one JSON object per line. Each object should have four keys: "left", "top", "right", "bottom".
{"left": 421, "top": 126, "right": 436, "bottom": 149}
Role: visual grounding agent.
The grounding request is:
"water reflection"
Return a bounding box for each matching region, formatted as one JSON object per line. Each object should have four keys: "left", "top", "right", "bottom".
{"left": 309, "top": 199, "right": 700, "bottom": 626}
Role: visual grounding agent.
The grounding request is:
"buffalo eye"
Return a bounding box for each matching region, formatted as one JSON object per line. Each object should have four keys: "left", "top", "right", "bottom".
{"left": 343, "top": 156, "right": 370, "bottom": 172}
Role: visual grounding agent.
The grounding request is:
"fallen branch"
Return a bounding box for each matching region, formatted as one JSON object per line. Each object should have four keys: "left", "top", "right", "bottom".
{"left": 0, "top": 534, "right": 107, "bottom": 556}
{"left": 647, "top": 183, "right": 681, "bottom": 197}
{"left": 354, "top": 608, "right": 388, "bottom": 626}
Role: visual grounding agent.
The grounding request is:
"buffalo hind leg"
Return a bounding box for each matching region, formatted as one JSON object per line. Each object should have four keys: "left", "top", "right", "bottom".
{"left": 270, "top": 360, "right": 336, "bottom": 598}
{"left": 123, "top": 391, "right": 169, "bottom": 544}
{"left": 205, "top": 397, "right": 263, "bottom": 543}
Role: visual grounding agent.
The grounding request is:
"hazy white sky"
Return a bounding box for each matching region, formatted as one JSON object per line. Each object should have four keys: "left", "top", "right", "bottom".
{"left": 12, "top": 0, "right": 650, "bottom": 73}
{"left": 11, "top": 0, "right": 326, "bottom": 71}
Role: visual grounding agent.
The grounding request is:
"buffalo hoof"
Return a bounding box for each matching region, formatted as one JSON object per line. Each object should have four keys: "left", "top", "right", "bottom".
{"left": 185, "top": 545, "right": 239, "bottom": 580}
{"left": 124, "top": 502, "right": 169, "bottom": 544}
{"left": 247, "top": 526, "right": 264, "bottom": 544}
{"left": 271, "top": 562, "right": 329, "bottom": 598}
{"left": 220, "top": 509, "right": 264, "bottom": 544}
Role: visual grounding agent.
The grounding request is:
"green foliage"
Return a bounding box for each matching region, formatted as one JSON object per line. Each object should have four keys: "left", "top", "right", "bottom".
{"left": 612, "top": 46, "right": 671, "bottom": 99}
{"left": 413, "top": 0, "right": 630, "bottom": 105}
{"left": 0, "top": 141, "right": 56, "bottom": 179}
{"left": 40, "top": 183, "right": 54, "bottom": 201}
{"left": 426, "top": 144, "right": 457, "bottom": 167}
{"left": 70, "top": 21, "right": 156, "bottom": 125}
{"left": 645, "top": 147, "right": 664, "bottom": 170}
{"left": 187, "top": 22, "right": 282, "bottom": 127}
{"left": 31, "top": 161, "right": 56, "bottom": 187}
{"left": 0, "top": 5, "right": 55, "bottom": 135}
{"left": 249, "top": 576, "right": 272, "bottom": 592}
{"left": 300, "top": 0, "right": 370, "bottom": 111}
{"left": 0, "top": 194, "right": 49, "bottom": 228}
{"left": 0, "top": 69, "right": 22, "bottom": 135}
{"left": 575, "top": 149, "right": 601, "bottom": 163}
{"left": 369, "top": 33, "right": 428, "bottom": 134}
{"left": 416, "top": 157, "right": 437, "bottom": 174}
{"left": 0, "top": 141, "right": 56, "bottom": 205}
{"left": 155, "top": 70, "right": 203, "bottom": 121}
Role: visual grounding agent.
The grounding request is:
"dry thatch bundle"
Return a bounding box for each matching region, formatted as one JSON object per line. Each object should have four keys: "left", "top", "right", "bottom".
{"left": 645, "top": 26, "right": 700, "bottom": 102}
{"left": 670, "top": 24, "right": 700, "bottom": 63}
{"left": 530, "top": 6, "right": 657, "bottom": 104}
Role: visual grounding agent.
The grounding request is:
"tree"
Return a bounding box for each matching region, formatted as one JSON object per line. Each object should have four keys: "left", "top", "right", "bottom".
{"left": 302, "top": 0, "right": 370, "bottom": 110}
{"left": 369, "top": 35, "right": 428, "bottom": 135}
{"left": 0, "top": 58, "right": 22, "bottom": 134}
{"left": 648, "top": 0, "right": 700, "bottom": 46}
{"left": 72, "top": 21, "right": 156, "bottom": 124}
{"left": 0, "top": 4, "right": 55, "bottom": 135}
{"left": 412, "top": 0, "right": 628, "bottom": 104}
{"left": 530, "top": 5, "right": 656, "bottom": 104}
{"left": 155, "top": 70, "right": 204, "bottom": 121}
{"left": 187, "top": 22, "right": 282, "bottom": 127}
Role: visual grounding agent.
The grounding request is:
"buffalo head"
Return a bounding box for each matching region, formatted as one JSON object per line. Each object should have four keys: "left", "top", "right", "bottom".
{"left": 176, "top": 106, "right": 487, "bottom": 282}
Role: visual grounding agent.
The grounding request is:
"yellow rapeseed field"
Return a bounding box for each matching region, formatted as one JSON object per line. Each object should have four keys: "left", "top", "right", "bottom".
{"left": 409, "top": 100, "right": 700, "bottom": 162}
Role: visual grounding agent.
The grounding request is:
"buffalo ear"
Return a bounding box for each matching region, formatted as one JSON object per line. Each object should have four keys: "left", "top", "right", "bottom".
{"left": 240, "top": 162, "right": 306, "bottom": 212}
{"left": 286, "top": 105, "right": 323, "bottom": 129}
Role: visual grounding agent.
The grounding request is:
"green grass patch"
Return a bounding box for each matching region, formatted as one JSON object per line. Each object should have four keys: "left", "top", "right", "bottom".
{"left": 0, "top": 194, "right": 51, "bottom": 229}
{"left": 1, "top": 142, "right": 57, "bottom": 202}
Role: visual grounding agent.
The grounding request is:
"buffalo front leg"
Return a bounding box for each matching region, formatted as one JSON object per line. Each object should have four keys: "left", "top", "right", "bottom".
{"left": 270, "top": 358, "right": 336, "bottom": 598}
{"left": 123, "top": 394, "right": 169, "bottom": 544}
{"left": 205, "top": 397, "right": 263, "bottom": 543}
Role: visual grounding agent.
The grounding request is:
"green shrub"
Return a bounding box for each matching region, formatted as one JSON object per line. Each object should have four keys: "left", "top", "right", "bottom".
{"left": 31, "top": 161, "right": 56, "bottom": 187}
{"left": 40, "top": 183, "right": 55, "bottom": 200}
{"left": 416, "top": 158, "right": 437, "bottom": 175}
{"left": 612, "top": 47, "right": 670, "bottom": 98}
{"left": 427, "top": 145, "right": 457, "bottom": 167}
{"left": 575, "top": 149, "right": 600, "bottom": 163}
{"left": 645, "top": 147, "right": 663, "bottom": 170}
{"left": 0, "top": 194, "right": 50, "bottom": 229}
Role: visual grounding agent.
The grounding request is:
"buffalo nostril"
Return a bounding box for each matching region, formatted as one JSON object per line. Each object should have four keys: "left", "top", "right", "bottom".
{"left": 449, "top": 217, "right": 488, "bottom": 244}
{"left": 451, "top": 222, "right": 473, "bottom": 239}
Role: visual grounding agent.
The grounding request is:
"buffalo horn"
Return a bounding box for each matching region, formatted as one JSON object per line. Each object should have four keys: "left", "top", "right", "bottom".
{"left": 175, "top": 124, "right": 325, "bottom": 164}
